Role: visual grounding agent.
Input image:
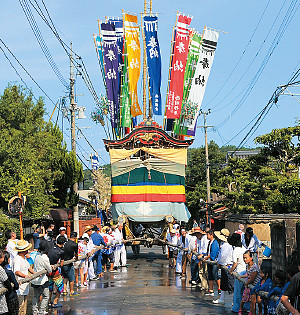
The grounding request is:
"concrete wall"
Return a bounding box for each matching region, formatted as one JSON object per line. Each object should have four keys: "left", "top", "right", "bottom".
{"left": 225, "top": 221, "right": 271, "bottom": 242}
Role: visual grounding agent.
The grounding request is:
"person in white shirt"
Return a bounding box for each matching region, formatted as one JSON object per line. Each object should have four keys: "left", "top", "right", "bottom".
{"left": 229, "top": 233, "right": 247, "bottom": 313}
{"left": 5, "top": 230, "right": 18, "bottom": 268}
{"left": 114, "top": 224, "right": 127, "bottom": 268}
{"left": 241, "top": 227, "right": 262, "bottom": 264}
{"left": 213, "top": 228, "right": 233, "bottom": 305}
{"left": 198, "top": 228, "right": 209, "bottom": 290}
{"left": 31, "top": 239, "right": 52, "bottom": 315}
{"left": 176, "top": 229, "right": 187, "bottom": 274}
{"left": 82, "top": 225, "right": 96, "bottom": 280}
{"left": 12, "top": 239, "right": 35, "bottom": 315}
{"left": 166, "top": 229, "right": 178, "bottom": 268}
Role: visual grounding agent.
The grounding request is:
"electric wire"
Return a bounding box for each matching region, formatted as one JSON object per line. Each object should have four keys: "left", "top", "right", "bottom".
{"left": 209, "top": 0, "right": 288, "bottom": 113}
{"left": 215, "top": 0, "right": 299, "bottom": 130}
{"left": 205, "top": 0, "right": 272, "bottom": 108}
{"left": 19, "top": 0, "right": 69, "bottom": 88}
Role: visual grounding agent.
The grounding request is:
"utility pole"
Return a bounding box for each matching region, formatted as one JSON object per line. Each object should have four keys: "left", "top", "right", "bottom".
{"left": 197, "top": 109, "right": 213, "bottom": 227}
{"left": 70, "top": 42, "right": 79, "bottom": 234}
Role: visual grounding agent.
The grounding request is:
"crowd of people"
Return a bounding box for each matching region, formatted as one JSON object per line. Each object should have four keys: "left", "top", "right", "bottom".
{"left": 0, "top": 222, "right": 127, "bottom": 315}
{"left": 1, "top": 221, "right": 300, "bottom": 315}
{"left": 166, "top": 223, "right": 300, "bottom": 315}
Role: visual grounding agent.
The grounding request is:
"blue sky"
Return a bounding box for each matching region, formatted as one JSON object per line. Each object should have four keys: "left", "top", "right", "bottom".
{"left": 0, "top": 0, "right": 299, "bottom": 167}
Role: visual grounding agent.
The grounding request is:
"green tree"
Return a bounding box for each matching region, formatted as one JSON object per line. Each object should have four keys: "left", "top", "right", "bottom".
{"left": 0, "top": 211, "right": 19, "bottom": 249}
{"left": 185, "top": 141, "right": 226, "bottom": 219}
{"left": 0, "top": 85, "right": 83, "bottom": 219}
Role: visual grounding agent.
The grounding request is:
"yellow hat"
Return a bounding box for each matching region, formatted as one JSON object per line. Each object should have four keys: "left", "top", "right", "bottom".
{"left": 15, "top": 239, "right": 32, "bottom": 252}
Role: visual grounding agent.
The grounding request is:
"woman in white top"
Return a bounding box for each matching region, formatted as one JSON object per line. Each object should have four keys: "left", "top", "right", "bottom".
{"left": 229, "top": 233, "right": 247, "bottom": 313}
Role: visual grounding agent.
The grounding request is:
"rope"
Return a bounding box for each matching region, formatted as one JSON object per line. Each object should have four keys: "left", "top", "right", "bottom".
{"left": 0, "top": 237, "right": 279, "bottom": 303}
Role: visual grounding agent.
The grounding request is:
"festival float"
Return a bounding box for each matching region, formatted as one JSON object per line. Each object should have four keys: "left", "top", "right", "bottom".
{"left": 91, "top": 0, "right": 220, "bottom": 238}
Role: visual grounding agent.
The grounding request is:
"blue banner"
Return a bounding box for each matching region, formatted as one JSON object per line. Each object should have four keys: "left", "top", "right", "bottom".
{"left": 143, "top": 16, "right": 162, "bottom": 115}
{"left": 101, "top": 23, "right": 120, "bottom": 129}
{"left": 91, "top": 155, "right": 99, "bottom": 170}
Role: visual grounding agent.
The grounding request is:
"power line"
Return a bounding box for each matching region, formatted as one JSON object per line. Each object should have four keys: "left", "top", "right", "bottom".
{"left": 209, "top": 0, "right": 288, "bottom": 113}
{"left": 18, "top": 0, "right": 69, "bottom": 88}
{"left": 215, "top": 0, "right": 299, "bottom": 129}
{"left": 205, "top": 0, "right": 272, "bottom": 108}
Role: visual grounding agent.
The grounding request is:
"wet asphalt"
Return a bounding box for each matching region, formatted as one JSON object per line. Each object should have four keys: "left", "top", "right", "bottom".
{"left": 29, "top": 246, "right": 234, "bottom": 315}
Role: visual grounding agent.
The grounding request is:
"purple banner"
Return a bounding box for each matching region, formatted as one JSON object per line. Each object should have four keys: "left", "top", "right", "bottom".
{"left": 101, "top": 23, "right": 119, "bottom": 129}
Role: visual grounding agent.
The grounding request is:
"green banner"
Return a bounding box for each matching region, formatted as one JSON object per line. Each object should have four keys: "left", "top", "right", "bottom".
{"left": 174, "top": 33, "right": 202, "bottom": 135}
{"left": 121, "top": 53, "right": 132, "bottom": 128}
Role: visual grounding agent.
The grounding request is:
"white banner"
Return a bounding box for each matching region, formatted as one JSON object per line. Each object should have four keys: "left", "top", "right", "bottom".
{"left": 185, "top": 29, "right": 219, "bottom": 132}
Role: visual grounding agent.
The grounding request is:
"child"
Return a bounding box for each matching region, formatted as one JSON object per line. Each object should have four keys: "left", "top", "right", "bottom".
{"left": 77, "top": 237, "right": 89, "bottom": 286}
{"left": 252, "top": 267, "right": 273, "bottom": 315}
{"left": 238, "top": 250, "right": 261, "bottom": 315}
{"left": 267, "top": 270, "right": 286, "bottom": 314}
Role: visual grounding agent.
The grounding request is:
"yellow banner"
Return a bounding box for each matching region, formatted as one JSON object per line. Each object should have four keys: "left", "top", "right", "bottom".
{"left": 124, "top": 13, "right": 142, "bottom": 117}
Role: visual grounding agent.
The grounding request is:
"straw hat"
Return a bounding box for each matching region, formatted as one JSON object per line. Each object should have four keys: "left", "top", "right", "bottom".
{"left": 83, "top": 225, "right": 93, "bottom": 233}
{"left": 32, "top": 224, "right": 38, "bottom": 231}
{"left": 15, "top": 239, "right": 32, "bottom": 252}
{"left": 215, "top": 228, "right": 230, "bottom": 242}
{"left": 191, "top": 227, "right": 206, "bottom": 235}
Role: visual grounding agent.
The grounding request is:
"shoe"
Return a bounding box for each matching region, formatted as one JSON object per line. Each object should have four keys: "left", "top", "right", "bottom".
{"left": 191, "top": 280, "right": 197, "bottom": 285}
{"left": 70, "top": 291, "right": 80, "bottom": 296}
{"left": 62, "top": 292, "right": 68, "bottom": 296}
{"left": 213, "top": 299, "right": 225, "bottom": 304}
{"left": 238, "top": 310, "right": 243, "bottom": 315}
{"left": 90, "top": 277, "right": 98, "bottom": 281}
{"left": 205, "top": 291, "right": 214, "bottom": 296}
{"left": 83, "top": 281, "right": 88, "bottom": 286}
{"left": 110, "top": 269, "right": 117, "bottom": 273}
{"left": 78, "top": 283, "right": 84, "bottom": 287}
{"left": 180, "top": 274, "right": 186, "bottom": 279}
{"left": 51, "top": 303, "right": 63, "bottom": 308}
{"left": 218, "top": 289, "right": 222, "bottom": 295}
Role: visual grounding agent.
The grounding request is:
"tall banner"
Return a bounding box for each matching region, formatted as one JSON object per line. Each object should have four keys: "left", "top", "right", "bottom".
{"left": 184, "top": 29, "right": 219, "bottom": 135}
{"left": 108, "top": 18, "right": 124, "bottom": 93}
{"left": 93, "top": 34, "right": 106, "bottom": 88}
{"left": 124, "top": 14, "right": 142, "bottom": 117}
{"left": 121, "top": 54, "right": 132, "bottom": 128}
{"left": 165, "top": 14, "right": 192, "bottom": 119}
{"left": 174, "top": 32, "right": 202, "bottom": 134}
{"left": 101, "top": 23, "right": 120, "bottom": 129}
{"left": 143, "top": 15, "right": 162, "bottom": 115}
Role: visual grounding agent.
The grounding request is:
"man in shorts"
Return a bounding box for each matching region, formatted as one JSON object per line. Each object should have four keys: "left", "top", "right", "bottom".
{"left": 61, "top": 232, "right": 79, "bottom": 296}
{"left": 47, "top": 235, "right": 66, "bottom": 308}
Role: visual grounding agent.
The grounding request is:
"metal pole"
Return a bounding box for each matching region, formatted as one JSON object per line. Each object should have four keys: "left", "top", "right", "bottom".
{"left": 142, "top": 0, "right": 148, "bottom": 120}
{"left": 70, "top": 42, "right": 79, "bottom": 234}
{"left": 203, "top": 111, "right": 211, "bottom": 227}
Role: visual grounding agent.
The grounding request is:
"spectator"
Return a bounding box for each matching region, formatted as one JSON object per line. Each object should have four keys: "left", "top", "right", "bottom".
{"left": 56, "top": 227, "right": 68, "bottom": 243}
{"left": 267, "top": 270, "right": 286, "bottom": 314}
{"left": 61, "top": 231, "right": 80, "bottom": 296}
{"left": 5, "top": 230, "right": 18, "bottom": 267}
{"left": 189, "top": 227, "right": 205, "bottom": 286}
{"left": 83, "top": 225, "right": 97, "bottom": 280}
{"left": 0, "top": 250, "right": 19, "bottom": 315}
{"left": 176, "top": 228, "right": 186, "bottom": 275}
{"left": 31, "top": 239, "right": 52, "bottom": 315}
{"left": 114, "top": 223, "right": 127, "bottom": 268}
{"left": 75, "top": 237, "right": 89, "bottom": 286}
{"left": 213, "top": 229, "right": 233, "bottom": 305}
{"left": 179, "top": 228, "right": 192, "bottom": 280}
{"left": 241, "top": 227, "right": 262, "bottom": 264}
{"left": 32, "top": 224, "right": 46, "bottom": 250}
{"left": 203, "top": 229, "right": 221, "bottom": 296}
{"left": 102, "top": 227, "right": 116, "bottom": 273}
{"left": 0, "top": 250, "right": 13, "bottom": 315}
{"left": 47, "top": 235, "right": 66, "bottom": 308}
{"left": 280, "top": 265, "right": 300, "bottom": 314}
{"left": 12, "top": 239, "right": 35, "bottom": 315}
{"left": 91, "top": 226, "right": 106, "bottom": 279}
{"left": 238, "top": 250, "right": 261, "bottom": 315}
{"left": 198, "top": 227, "right": 210, "bottom": 291}
{"left": 166, "top": 228, "right": 178, "bottom": 269}
{"left": 229, "top": 233, "right": 247, "bottom": 313}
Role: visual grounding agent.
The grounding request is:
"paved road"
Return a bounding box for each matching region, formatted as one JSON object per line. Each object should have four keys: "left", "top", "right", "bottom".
{"left": 31, "top": 246, "right": 234, "bottom": 314}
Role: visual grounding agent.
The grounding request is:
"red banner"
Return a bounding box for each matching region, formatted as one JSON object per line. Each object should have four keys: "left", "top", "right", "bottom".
{"left": 165, "top": 15, "right": 192, "bottom": 119}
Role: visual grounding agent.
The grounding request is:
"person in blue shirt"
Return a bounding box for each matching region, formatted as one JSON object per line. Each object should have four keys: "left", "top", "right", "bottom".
{"left": 251, "top": 267, "right": 273, "bottom": 315}
{"left": 32, "top": 224, "right": 45, "bottom": 250}
{"left": 267, "top": 270, "right": 286, "bottom": 314}
{"left": 203, "top": 229, "right": 220, "bottom": 296}
{"left": 90, "top": 225, "right": 107, "bottom": 279}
